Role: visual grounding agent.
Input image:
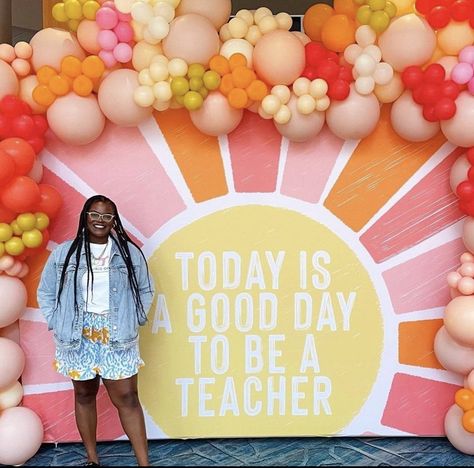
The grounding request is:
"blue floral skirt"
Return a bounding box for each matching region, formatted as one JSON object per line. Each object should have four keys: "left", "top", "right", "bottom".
{"left": 54, "top": 312, "right": 144, "bottom": 381}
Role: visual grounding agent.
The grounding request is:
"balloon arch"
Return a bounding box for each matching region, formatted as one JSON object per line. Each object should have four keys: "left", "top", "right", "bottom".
{"left": 2, "top": 0, "right": 474, "bottom": 463}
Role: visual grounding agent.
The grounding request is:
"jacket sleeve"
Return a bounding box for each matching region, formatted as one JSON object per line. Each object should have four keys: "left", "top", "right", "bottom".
{"left": 37, "top": 248, "right": 58, "bottom": 330}
{"left": 137, "top": 251, "right": 155, "bottom": 317}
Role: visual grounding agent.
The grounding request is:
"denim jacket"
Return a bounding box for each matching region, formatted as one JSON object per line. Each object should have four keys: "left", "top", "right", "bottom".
{"left": 37, "top": 238, "right": 155, "bottom": 351}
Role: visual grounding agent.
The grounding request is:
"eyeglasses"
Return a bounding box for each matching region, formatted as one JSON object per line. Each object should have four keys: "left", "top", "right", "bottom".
{"left": 86, "top": 211, "right": 115, "bottom": 223}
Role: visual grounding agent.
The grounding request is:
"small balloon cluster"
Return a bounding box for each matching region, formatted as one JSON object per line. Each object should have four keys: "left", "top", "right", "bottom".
{"left": 130, "top": 0, "right": 175, "bottom": 44}
{"left": 33, "top": 55, "right": 105, "bottom": 108}
{"left": 415, "top": 0, "right": 474, "bottom": 29}
{"left": 0, "top": 42, "right": 33, "bottom": 78}
{"left": 0, "top": 96, "right": 48, "bottom": 154}
{"left": 292, "top": 77, "right": 330, "bottom": 113}
{"left": 447, "top": 251, "right": 474, "bottom": 296}
{"left": 302, "top": 42, "right": 353, "bottom": 101}
{"left": 452, "top": 45, "right": 474, "bottom": 95}
{"left": 52, "top": 0, "right": 101, "bottom": 31}
{"left": 355, "top": 0, "right": 397, "bottom": 34}
{"left": 401, "top": 63, "right": 460, "bottom": 121}
{"left": 259, "top": 85, "right": 292, "bottom": 123}
{"left": 454, "top": 387, "right": 474, "bottom": 433}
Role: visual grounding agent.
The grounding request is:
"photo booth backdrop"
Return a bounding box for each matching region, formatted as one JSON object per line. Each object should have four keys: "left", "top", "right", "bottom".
{"left": 1, "top": 0, "right": 474, "bottom": 460}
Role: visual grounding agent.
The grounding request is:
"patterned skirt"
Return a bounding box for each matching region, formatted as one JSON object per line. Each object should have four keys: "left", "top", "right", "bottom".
{"left": 54, "top": 312, "right": 144, "bottom": 381}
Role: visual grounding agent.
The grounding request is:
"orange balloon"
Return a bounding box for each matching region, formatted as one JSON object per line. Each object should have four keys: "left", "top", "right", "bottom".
{"left": 334, "top": 0, "right": 358, "bottom": 17}
{"left": 36, "top": 66, "right": 57, "bottom": 85}
{"left": 463, "top": 409, "right": 474, "bottom": 433}
{"left": 219, "top": 73, "right": 234, "bottom": 96}
{"left": 61, "top": 55, "right": 82, "bottom": 78}
{"left": 231, "top": 66, "right": 256, "bottom": 89}
{"left": 321, "top": 14, "right": 356, "bottom": 53}
{"left": 48, "top": 75, "right": 70, "bottom": 96}
{"left": 82, "top": 55, "right": 105, "bottom": 79}
{"left": 32, "top": 85, "right": 56, "bottom": 107}
{"left": 73, "top": 75, "right": 93, "bottom": 96}
{"left": 246, "top": 80, "right": 268, "bottom": 101}
{"left": 228, "top": 87, "right": 248, "bottom": 109}
{"left": 303, "top": 4, "right": 334, "bottom": 42}
{"left": 0, "top": 138, "right": 36, "bottom": 176}
{"left": 456, "top": 389, "right": 474, "bottom": 411}
{"left": 209, "top": 55, "right": 230, "bottom": 76}
{"left": 228, "top": 53, "right": 247, "bottom": 71}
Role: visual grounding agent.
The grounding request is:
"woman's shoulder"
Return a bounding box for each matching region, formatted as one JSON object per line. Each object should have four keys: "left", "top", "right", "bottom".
{"left": 50, "top": 240, "right": 75, "bottom": 259}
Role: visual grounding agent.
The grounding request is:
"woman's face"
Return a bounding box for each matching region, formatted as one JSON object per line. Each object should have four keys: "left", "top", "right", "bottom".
{"left": 86, "top": 201, "right": 116, "bottom": 244}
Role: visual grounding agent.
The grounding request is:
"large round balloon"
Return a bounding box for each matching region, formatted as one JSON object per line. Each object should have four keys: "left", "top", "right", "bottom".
{"left": 441, "top": 92, "right": 474, "bottom": 147}
{"left": 391, "top": 91, "right": 440, "bottom": 142}
{"left": 19, "top": 76, "right": 46, "bottom": 114}
{"left": 36, "top": 184, "right": 63, "bottom": 219}
{"left": 445, "top": 405, "right": 474, "bottom": 455}
{"left": 253, "top": 30, "right": 305, "bottom": 86}
{"left": 438, "top": 21, "right": 474, "bottom": 56}
{"left": 444, "top": 295, "right": 474, "bottom": 347}
{"left": 0, "top": 276, "right": 27, "bottom": 328}
{"left": 189, "top": 91, "right": 243, "bottom": 136}
{"left": 47, "top": 94, "right": 105, "bottom": 145}
{"left": 76, "top": 19, "right": 101, "bottom": 55}
{"left": 0, "top": 60, "right": 19, "bottom": 100}
{"left": 0, "top": 381, "right": 23, "bottom": 410}
{"left": 163, "top": 14, "right": 220, "bottom": 66}
{"left": 0, "top": 338, "right": 25, "bottom": 390}
{"left": 326, "top": 84, "right": 380, "bottom": 140}
{"left": 176, "top": 0, "right": 232, "bottom": 29}
{"left": 29, "top": 28, "right": 86, "bottom": 71}
{"left": 1, "top": 176, "right": 40, "bottom": 213}
{"left": 434, "top": 326, "right": 474, "bottom": 375}
{"left": 98, "top": 69, "right": 152, "bottom": 126}
{"left": 132, "top": 41, "right": 163, "bottom": 71}
{"left": 450, "top": 154, "right": 470, "bottom": 194}
{"left": 378, "top": 14, "right": 436, "bottom": 72}
{"left": 463, "top": 217, "right": 474, "bottom": 254}
{"left": 0, "top": 406, "right": 44, "bottom": 466}
{"left": 274, "top": 95, "right": 325, "bottom": 142}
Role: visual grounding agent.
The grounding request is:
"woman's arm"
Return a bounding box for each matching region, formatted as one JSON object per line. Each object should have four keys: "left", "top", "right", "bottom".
{"left": 37, "top": 248, "right": 58, "bottom": 330}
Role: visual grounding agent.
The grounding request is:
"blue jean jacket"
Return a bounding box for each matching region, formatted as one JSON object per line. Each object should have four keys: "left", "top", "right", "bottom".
{"left": 37, "top": 238, "right": 155, "bottom": 351}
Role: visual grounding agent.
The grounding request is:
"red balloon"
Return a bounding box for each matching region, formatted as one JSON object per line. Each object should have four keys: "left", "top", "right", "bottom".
{"left": 338, "top": 65, "right": 353, "bottom": 82}
{"left": 26, "top": 137, "right": 45, "bottom": 154}
{"left": 1, "top": 176, "right": 40, "bottom": 213}
{"left": 0, "top": 137, "right": 36, "bottom": 175}
{"left": 451, "top": 0, "right": 470, "bottom": 21}
{"left": 305, "top": 42, "right": 327, "bottom": 66}
{"left": 415, "top": 0, "right": 436, "bottom": 14}
{"left": 0, "top": 114, "right": 12, "bottom": 139}
{"left": 470, "top": 10, "right": 474, "bottom": 28}
{"left": 301, "top": 66, "right": 318, "bottom": 80}
{"left": 11, "top": 115, "right": 37, "bottom": 140}
{"left": 32, "top": 115, "right": 48, "bottom": 135}
{"left": 427, "top": 6, "right": 451, "bottom": 29}
{"left": 0, "top": 150, "right": 15, "bottom": 185}
{"left": 420, "top": 83, "right": 440, "bottom": 105}
{"left": 423, "top": 63, "right": 446, "bottom": 83}
{"left": 457, "top": 181, "right": 474, "bottom": 200}
{"left": 0, "top": 203, "right": 15, "bottom": 223}
{"left": 441, "top": 80, "right": 461, "bottom": 100}
{"left": 36, "top": 184, "right": 63, "bottom": 219}
{"left": 402, "top": 65, "right": 424, "bottom": 89}
{"left": 327, "top": 79, "right": 350, "bottom": 100}
{"left": 468, "top": 165, "right": 474, "bottom": 183}
{"left": 467, "top": 147, "right": 474, "bottom": 165}
{"left": 316, "top": 60, "right": 339, "bottom": 82}
{"left": 422, "top": 104, "right": 438, "bottom": 122}
{"left": 434, "top": 97, "right": 456, "bottom": 120}
{"left": 0, "top": 95, "right": 31, "bottom": 117}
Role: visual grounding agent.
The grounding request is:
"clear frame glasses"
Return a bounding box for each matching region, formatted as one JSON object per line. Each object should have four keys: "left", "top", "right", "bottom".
{"left": 86, "top": 211, "right": 115, "bottom": 223}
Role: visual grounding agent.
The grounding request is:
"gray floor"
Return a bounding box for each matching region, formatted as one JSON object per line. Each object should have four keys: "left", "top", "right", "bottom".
{"left": 20, "top": 437, "right": 474, "bottom": 466}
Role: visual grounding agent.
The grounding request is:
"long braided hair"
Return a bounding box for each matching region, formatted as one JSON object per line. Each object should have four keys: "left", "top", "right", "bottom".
{"left": 56, "top": 195, "right": 149, "bottom": 323}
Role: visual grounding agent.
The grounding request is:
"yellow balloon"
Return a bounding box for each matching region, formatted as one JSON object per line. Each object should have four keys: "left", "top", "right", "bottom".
{"left": 64, "top": 0, "right": 83, "bottom": 20}
{"left": 369, "top": 10, "right": 391, "bottom": 33}
{"left": 68, "top": 18, "right": 81, "bottom": 31}
{"left": 187, "top": 63, "right": 206, "bottom": 79}
{"left": 189, "top": 76, "right": 203, "bottom": 91}
{"left": 203, "top": 70, "right": 221, "bottom": 90}
{"left": 5, "top": 237, "right": 25, "bottom": 256}
{"left": 0, "top": 223, "right": 13, "bottom": 242}
{"left": 82, "top": 0, "right": 100, "bottom": 20}
{"left": 10, "top": 221, "right": 23, "bottom": 236}
{"left": 170, "top": 77, "right": 190, "bottom": 96}
{"left": 183, "top": 90, "right": 203, "bottom": 110}
{"left": 390, "top": 0, "right": 414, "bottom": 15}
{"left": 22, "top": 229, "right": 43, "bottom": 249}
{"left": 16, "top": 213, "right": 36, "bottom": 232}
{"left": 35, "top": 212, "right": 50, "bottom": 231}
{"left": 437, "top": 21, "right": 474, "bottom": 56}
{"left": 0, "top": 242, "right": 4, "bottom": 258}
{"left": 52, "top": 3, "right": 68, "bottom": 22}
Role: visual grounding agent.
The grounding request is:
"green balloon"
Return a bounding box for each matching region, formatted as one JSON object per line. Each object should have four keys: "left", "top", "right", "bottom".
{"left": 170, "top": 77, "right": 190, "bottom": 97}
{"left": 189, "top": 76, "right": 204, "bottom": 91}
{"left": 183, "top": 91, "right": 203, "bottom": 110}
{"left": 187, "top": 63, "right": 205, "bottom": 79}
{"left": 369, "top": 10, "right": 390, "bottom": 33}
{"left": 203, "top": 70, "right": 221, "bottom": 90}
{"left": 356, "top": 5, "right": 372, "bottom": 25}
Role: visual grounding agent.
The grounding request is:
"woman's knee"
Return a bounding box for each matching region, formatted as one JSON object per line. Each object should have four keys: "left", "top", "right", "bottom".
{"left": 110, "top": 390, "right": 140, "bottom": 409}
{"left": 74, "top": 388, "right": 98, "bottom": 405}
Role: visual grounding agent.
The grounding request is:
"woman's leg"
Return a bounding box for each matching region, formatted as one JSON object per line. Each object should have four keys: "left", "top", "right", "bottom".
{"left": 72, "top": 375, "right": 101, "bottom": 464}
{"left": 103, "top": 374, "right": 149, "bottom": 466}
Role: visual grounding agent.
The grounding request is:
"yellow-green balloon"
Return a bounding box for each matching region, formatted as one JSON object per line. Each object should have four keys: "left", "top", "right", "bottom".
{"left": 35, "top": 212, "right": 50, "bottom": 231}
{"left": 64, "top": 0, "right": 83, "bottom": 19}
{"left": 0, "top": 223, "right": 12, "bottom": 242}
{"left": 187, "top": 63, "right": 205, "bottom": 79}
{"left": 203, "top": 70, "right": 221, "bottom": 90}
{"left": 189, "top": 76, "right": 203, "bottom": 91}
{"left": 52, "top": 3, "right": 68, "bottom": 22}
{"left": 384, "top": 1, "right": 397, "bottom": 18}
{"left": 22, "top": 229, "right": 43, "bottom": 249}
{"left": 10, "top": 221, "right": 23, "bottom": 236}
{"left": 170, "top": 77, "right": 190, "bottom": 96}
{"left": 183, "top": 91, "right": 203, "bottom": 110}
{"left": 83, "top": 0, "right": 100, "bottom": 20}
{"left": 199, "top": 87, "right": 209, "bottom": 99}
{"left": 16, "top": 213, "right": 36, "bottom": 232}
{"left": 368, "top": 0, "right": 386, "bottom": 11}
{"left": 5, "top": 237, "right": 25, "bottom": 256}
{"left": 356, "top": 5, "right": 372, "bottom": 25}
{"left": 369, "top": 10, "right": 390, "bottom": 33}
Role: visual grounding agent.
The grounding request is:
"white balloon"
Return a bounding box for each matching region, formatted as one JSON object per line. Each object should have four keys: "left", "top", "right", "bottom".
{"left": 373, "top": 62, "right": 394, "bottom": 85}
{"left": 355, "top": 76, "right": 375, "bottom": 95}
{"left": 344, "top": 43, "right": 362, "bottom": 65}
{"left": 355, "top": 54, "right": 377, "bottom": 77}
{"left": 131, "top": 2, "right": 154, "bottom": 24}
{"left": 355, "top": 25, "right": 376, "bottom": 48}
{"left": 220, "top": 38, "right": 254, "bottom": 68}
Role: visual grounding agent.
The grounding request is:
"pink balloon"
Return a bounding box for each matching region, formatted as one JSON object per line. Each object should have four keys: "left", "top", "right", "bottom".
{"left": 445, "top": 405, "right": 474, "bottom": 455}
{"left": 441, "top": 91, "right": 474, "bottom": 147}
{"left": 460, "top": 45, "right": 474, "bottom": 64}
{"left": 0, "top": 276, "right": 27, "bottom": 328}
{"left": 98, "top": 49, "right": 117, "bottom": 68}
{"left": 390, "top": 90, "right": 440, "bottom": 142}
{"left": 378, "top": 14, "right": 436, "bottom": 72}
{"left": 444, "top": 296, "right": 474, "bottom": 347}
{"left": 326, "top": 84, "right": 380, "bottom": 140}
{"left": 0, "top": 60, "right": 19, "bottom": 100}
{"left": 163, "top": 14, "right": 220, "bottom": 66}
{"left": 189, "top": 91, "right": 243, "bottom": 136}
{"left": 29, "top": 28, "right": 85, "bottom": 72}
{"left": 114, "top": 21, "right": 134, "bottom": 43}
{"left": 463, "top": 217, "right": 474, "bottom": 254}
{"left": 253, "top": 30, "right": 305, "bottom": 86}
{"left": 274, "top": 95, "right": 325, "bottom": 142}
{"left": 113, "top": 42, "right": 133, "bottom": 63}
{"left": 0, "top": 407, "right": 44, "bottom": 466}
{"left": 96, "top": 6, "right": 119, "bottom": 30}
{"left": 0, "top": 338, "right": 25, "bottom": 390}
{"left": 452, "top": 62, "right": 474, "bottom": 84}
{"left": 98, "top": 29, "right": 118, "bottom": 51}
{"left": 176, "top": 0, "right": 232, "bottom": 29}
{"left": 117, "top": 11, "right": 132, "bottom": 22}
{"left": 98, "top": 69, "right": 152, "bottom": 126}
{"left": 434, "top": 326, "right": 474, "bottom": 374}
{"left": 449, "top": 154, "right": 470, "bottom": 193}
{"left": 47, "top": 94, "right": 106, "bottom": 145}
{"left": 77, "top": 19, "right": 101, "bottom": 55}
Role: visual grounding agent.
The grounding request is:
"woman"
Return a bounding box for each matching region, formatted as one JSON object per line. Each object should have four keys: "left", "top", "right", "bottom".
{"left": 37, "top": 195, "right": 154, "bottom": 466}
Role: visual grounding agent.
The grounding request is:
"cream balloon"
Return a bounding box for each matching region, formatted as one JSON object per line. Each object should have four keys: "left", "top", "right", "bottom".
{"left": 19, "top": 75, "right": 45, "bottom": 114}
{"left": 374, "top": 72, "right": 403, "bottom": 103}
{"left": 438, "top": 21, "right": 474, "bottom": 56}
{"left": 445, "top": 405, "right": 474, "bottom": 456}
{"left": 444, "top": 295, "right": 474, "bottom": 347}
{"left": 433, "top": 326, "right": 474, "bottom": 375}
{"left": 449, "top": 154, "right": 470, "bottom": 194}
{"left": 378, "top": 14, "right": 436, "bottom": 71}
{"left": 0, "top": 60, "right": 18, "bottom": 100}
{"left": 437, "top": 56, "right": 458, "bottom": 79}
{"left": 292, "top": 31, "right": 311, "bottom": 45}
{"left": 176, "top": 0, "right": 232, "bottom": 29}
{"left": 0, "top": 338, "right": 25, "bottom": 390}
{"left": 220, "top": 38, "right": 254, "bottom": 68}
{"left": 441, "top": 92, "right": 474, "bottom": 147}
{"left": 326, "top": 84, "right": 380, "bottom": 140}
{"left": 391, "top": 91, "right": 440, "bottom": 142}
{"left": 29, "top": 28, "right": 86, "bottom": 71}
{"left": 0, "top": 276, "right": 27, "bottom": 328}
{"left": 0, "top": 381, "right": 23, "bottom": 410}
{"left": 463, "top": 217, "right": 474, "bottom": 254}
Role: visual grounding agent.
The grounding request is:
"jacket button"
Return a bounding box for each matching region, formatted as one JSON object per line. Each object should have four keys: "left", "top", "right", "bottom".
{"left": 112, "top": 288, "right": 117, "bottom": 292}
{"left": 113, "top": 326, "right": 117, "bottom": 330}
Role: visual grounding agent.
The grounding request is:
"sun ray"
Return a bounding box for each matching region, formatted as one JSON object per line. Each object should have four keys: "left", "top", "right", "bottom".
{"left": 153, "top": 109, "right": 228, "bottom": 202}
{"left": 275, "top": 137, "right": 289, "bottom": 193}
{"left": 324, "top": 106, "right": 447, "bottom": 231}
{"left": 218, "top": 135, "right": 236, "bottom": 193}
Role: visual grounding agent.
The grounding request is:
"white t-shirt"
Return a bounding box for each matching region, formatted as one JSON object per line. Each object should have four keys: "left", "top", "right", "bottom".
{"left": 81, "top": 239, "right": 112, "bottom": 314}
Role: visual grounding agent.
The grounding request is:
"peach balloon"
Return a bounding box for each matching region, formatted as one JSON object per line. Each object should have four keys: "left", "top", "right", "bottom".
{"left": 132, "top": 41, "right": 163, "bottom": 71}
{"left": 293, "top": 31, "right": 311, "bottom": 46}
{"left": 438, "top": 21, "right": 474, "bottom": 56}
{"left": 374, "top": 72, "right": 404, "bottom": 103}
{"left": 444, "top": 296, "right": 474, "bottom": 347}
{"left": 0, "top": 381, "right": 23, "bottom": 410}
{"left": 441, "top": 92, "right": 474, "bottom": 147}
{"left": 326, "top": 84, "right": 380, "bottom": 140}
{"left": 0, "top": 338, "right": 25, "bottom": 390}
{"left": 163, "top": 14, "right": 220, "bottom": 66}
{"left": 450, "top": 154, "right": 470, "bottom": 193}
{"left": 98, "top": 69, "right": 152, "bottom": 126}
{"left": 463, "top": 217, "right": 474, "bottom": 254}
{"left": 445, "top": 405, "right": 474, "bottom": 455}
{"left": 434, "top": 326, "right": 474, "bottom": 375}
{"left": 378, "top": 14, "right": 436, "bottom": 71}
{"left": 437, "top": 56, "right": 458, "bottom": 79}
{"left": 253, "top": 30, "right": 305, "bottom": 86}
{"left": 176, "top": 0, "right": 232, "bottom": 29}
{"left": 0, "top": 407, "right": 44, "bottom": 466}
{"left": 274, "top": 95, "right": 325, "bottom": 142}
{"left": 47, "top": 94, "right": 106, "bottom": 145}
{"left": 390, "top": 91, "right": 440, "bottom": 142}
{"left": 0, "top": 276, "right": 27, "bottom": 328}
{"left": 189, "top": 91, "right": 243, "bottom": 136}
{"left": 19, "top": 76, "right": 46, "bottom": 114}
{"left": 77, "top": 19, "right": 101, "bottom": 55}
{"left": 30, "top": 28, "right": 86, "bottom": 71}
{"left": 0, "top": 322, "right": 19, "bottom": 343}
{"left": 0, "top": 60, "right": 19, "bottom": 100}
